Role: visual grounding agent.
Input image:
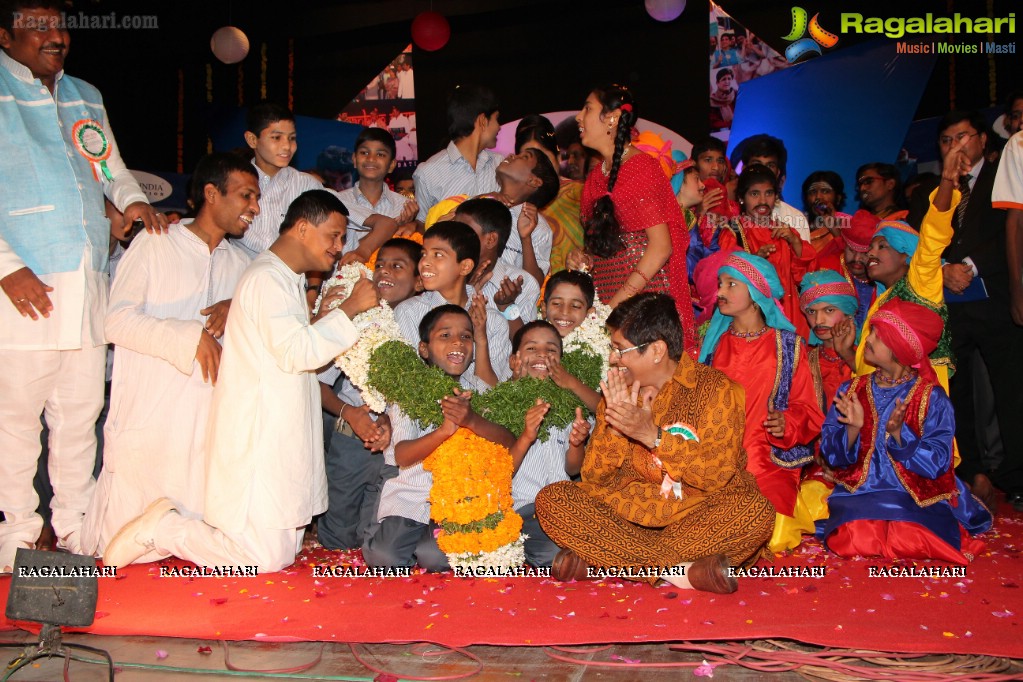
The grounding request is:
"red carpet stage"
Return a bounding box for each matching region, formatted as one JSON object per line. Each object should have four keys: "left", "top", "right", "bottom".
{"left": 3, "top": 508, "right": 1021, "bottom": 658}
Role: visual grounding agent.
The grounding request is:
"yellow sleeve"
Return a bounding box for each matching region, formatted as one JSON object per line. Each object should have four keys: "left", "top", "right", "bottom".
{"left": 907, "top": 187, "right": 960, "bottom": 304}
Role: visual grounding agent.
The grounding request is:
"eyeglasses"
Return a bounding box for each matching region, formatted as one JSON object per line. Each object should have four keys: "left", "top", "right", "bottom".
{"left": 939, "top": 131, "right": 978, "bottom": 146}
{"left": 857, "top": 176, "right": 882, "bottom": 186}
{"left": 611, "top": 343, "right": 649, "bottom": 359}
{"left": 1010, "top": 110, "right": 1023, "bottom": 122}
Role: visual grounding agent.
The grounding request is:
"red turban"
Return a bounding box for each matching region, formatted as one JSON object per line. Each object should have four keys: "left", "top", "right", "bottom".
{"left": 870, "top": 299, "right": 943, "bottom": 383}
{"left": 844, "top": 210, "right": 880, "bottom": 252}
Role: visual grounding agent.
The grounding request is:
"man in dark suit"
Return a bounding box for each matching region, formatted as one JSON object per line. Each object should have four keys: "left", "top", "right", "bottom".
{"left": 909, "top": 111, "right": 1023, "bottom": 513}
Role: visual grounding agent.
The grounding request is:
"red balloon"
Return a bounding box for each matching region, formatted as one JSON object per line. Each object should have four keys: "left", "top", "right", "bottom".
{"left": 411, "top": 11, "right": 450, "bottom": 52}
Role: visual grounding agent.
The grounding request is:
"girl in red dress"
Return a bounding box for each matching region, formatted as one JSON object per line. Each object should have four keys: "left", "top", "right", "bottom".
{"left": 568, "top": 84, "right": 696, "bottom": 356}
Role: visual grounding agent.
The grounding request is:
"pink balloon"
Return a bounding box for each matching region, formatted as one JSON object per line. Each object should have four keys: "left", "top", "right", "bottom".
{"left": 411, "top": 11, "right": 451, "bottom": 52}
{"left": 645, "top": 0, "right": 686, "bottom": 22}
{"left": 210, "top": 26, "right": 249, "bottom": 64}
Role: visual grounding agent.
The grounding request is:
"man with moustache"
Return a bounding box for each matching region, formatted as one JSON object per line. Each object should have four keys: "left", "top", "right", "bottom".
{"left": 81, "top": 154, "right": 259, "bottom": 559}
{"left": 0, "top": 0, "right": 165, "bottom": 572}
{"left": 813, "top": 210, "right": 880, "bottom": 330}
{"left": 854, "top": 162, "right": 907, "bottom": 221}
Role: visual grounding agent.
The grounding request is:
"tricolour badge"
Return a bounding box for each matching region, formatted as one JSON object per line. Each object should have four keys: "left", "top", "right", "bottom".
{"left": 71, "top": 119, "right": 113, "bottom": 182}
{"left": 664, "top": 422, "right": 699, "bottom": 442}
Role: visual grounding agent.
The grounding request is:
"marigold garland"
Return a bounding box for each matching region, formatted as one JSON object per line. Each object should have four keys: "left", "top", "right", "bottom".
{"left": 326, "top": 269, "right": 605, "bottom": 571}
{"left": 423, "top": 427, "right": 525, "bottom": 567}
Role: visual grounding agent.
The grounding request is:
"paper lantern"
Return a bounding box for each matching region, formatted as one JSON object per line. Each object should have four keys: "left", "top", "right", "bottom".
{"left": 411, "top": 11, "right": 450, "bottom": 52}
{"left": 644, "top": 0, "right": 686, "bottom": 22}
{"left": 211, "top": 26, "right": 250, "bottom": 64}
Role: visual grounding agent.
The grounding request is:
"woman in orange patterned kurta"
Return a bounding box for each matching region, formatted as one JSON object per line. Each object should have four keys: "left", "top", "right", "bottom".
{"left": 535, "top": 294, "right": 773, "bottom": 591}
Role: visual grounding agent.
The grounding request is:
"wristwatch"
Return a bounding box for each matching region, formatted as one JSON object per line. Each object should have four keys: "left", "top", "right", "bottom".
{"left": 650, "top": 427, "right": 664, "bottom": 450}
{"left": 500, "top": 303, "right": 521, "bottom": 321}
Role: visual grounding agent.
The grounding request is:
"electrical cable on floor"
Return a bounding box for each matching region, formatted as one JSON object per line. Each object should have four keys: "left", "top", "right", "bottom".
{"left": 541, "top": 640, "right": 1021, "bottom": 681}
{"left": 62, "top": 639, "right": 482, "bottom": 681}
{"left": 347, "top": 642, "right": 483, "bottom": 680}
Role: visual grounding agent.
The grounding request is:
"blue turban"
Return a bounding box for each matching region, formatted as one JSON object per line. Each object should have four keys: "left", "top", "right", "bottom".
{"left": 698, "top": 252, "right": 795, "bottom": 363}
{"left": 799, "top": 269, "right": 859, "bottom": 346}
{"left": 875, "top": 220, "right": 919, "bottom": 257}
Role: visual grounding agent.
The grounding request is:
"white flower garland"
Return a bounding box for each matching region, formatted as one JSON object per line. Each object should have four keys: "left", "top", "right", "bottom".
{"left": 561, "top": 300, "right": 612, "bottom": 380}
{"left": 445, "top": 535, "right": 527, "bottom": 573}
{"left": 314, "top": 263, "right": 406, "bottom": 413}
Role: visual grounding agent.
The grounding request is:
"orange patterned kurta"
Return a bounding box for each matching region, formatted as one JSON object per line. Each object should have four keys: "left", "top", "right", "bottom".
{"left": 535, "top": 355, "right": 774, "bottom": 581}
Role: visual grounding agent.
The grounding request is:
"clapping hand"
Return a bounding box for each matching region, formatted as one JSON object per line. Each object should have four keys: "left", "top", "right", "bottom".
{"left": 886, "top": 397, "right": 907, "bottom": 446}
{"left": 493, "top": 276, "right": 523, "bottom": 309}
{"left": 600, "top": 368, "right": 657, "bottom": 445}
{"left": 569, "top": 407, "right": 591, "bottom": 447}
{"left": 521, "top": 398, "right": 550, "bottom": 446}
{"left": 834, "top": 389, "right": 864, "bottom": 447}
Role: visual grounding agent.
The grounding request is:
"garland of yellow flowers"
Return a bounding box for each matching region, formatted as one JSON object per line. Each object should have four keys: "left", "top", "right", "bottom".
{"left": 422, "top": 428, "right": 523, "bottom": 558}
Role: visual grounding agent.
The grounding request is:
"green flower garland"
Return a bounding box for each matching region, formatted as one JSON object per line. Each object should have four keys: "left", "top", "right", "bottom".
{"left": 366, "top": 340, "right": 587, "bottom": 442}
{"left": 561, "top": 348, "right": 603, "bottom": 390}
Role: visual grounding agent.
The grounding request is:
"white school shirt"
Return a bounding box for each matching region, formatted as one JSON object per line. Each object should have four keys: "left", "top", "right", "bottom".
{"left": 476, "top": 259, "right": 541, "bottom": 322}
{"left": 393, "top": 288, "right": 513, "bottom": 381}
{"left": 337, "top": 183, "right": 410, "bottom": 254}
{"left": 204, "top": 251, "right": 360, "bottom": 533}
{"left": 377, "top": 373, "right": 490, "bottom": 524}
{"left": 413, "top": 142, "right": 503, "bottom": 221}
{"left": 512, "top": 421, "right": 576, "bottom": 511}
{"left": 503, "top": 203, "right": 553, "bottom": 277}
{"left": 237, "top": 164, "right": 323, "bottom": 258}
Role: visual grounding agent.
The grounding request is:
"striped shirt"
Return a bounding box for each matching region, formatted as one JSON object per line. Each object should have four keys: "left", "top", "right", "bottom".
{"left": 503, "top": 203, "right": 553, "bottom": 276}
{"left": 476, "top": 259, "right": 541, "bottom": 322}
{"left": 337, "top": 183, "right": 411, "bottom": 254}
{"left": 238, "top": 163, "right": 323, "bottom": 257}
{"left": 512, "top": 421, "right": 577, "bottom": 511}
{"left": 393, "top": 288, "right": 513, "bottom": 381}
{"left": 413, "top": 142, "right": 503, "bottom": 221}
{"left": 377, "top": 373, "right": 489, "bottom": 523}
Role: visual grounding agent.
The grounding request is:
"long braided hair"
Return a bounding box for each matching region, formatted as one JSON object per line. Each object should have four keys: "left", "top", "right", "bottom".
{"left": 583, "top": 84, "right": 636, "bottom": 259}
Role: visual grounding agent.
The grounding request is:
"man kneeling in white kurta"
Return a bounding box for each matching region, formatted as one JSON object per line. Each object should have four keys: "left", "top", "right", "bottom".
{"left": 104, "top": 189, "right": 380, "bottom": 573}
{"left": 82, "top": 153, "right": 260, "bottom": 560}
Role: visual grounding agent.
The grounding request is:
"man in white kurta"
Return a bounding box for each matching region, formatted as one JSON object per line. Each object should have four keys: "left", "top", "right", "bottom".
{"left": 81, "top": 156, "right": 259, "bottom": 558}
{"left": 104, "top": 190, "right": 378, "bottom": 573}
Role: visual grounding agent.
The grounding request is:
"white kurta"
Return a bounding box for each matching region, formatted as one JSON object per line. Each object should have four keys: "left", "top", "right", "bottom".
{"left": 203, "top": 251, "right": 359, "bottom": 534}
{"left": 82, "top": 224, "right": 251, "bottom": 556}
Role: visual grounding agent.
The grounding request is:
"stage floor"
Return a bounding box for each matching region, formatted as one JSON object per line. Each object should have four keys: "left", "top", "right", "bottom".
{"left": 1, "top": 631, "right": 1020, "bottom": 681}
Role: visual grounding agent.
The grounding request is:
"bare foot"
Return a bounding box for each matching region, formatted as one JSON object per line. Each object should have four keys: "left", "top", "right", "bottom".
{"left": 36, "top": 524, "right": 56, "bottom": 551}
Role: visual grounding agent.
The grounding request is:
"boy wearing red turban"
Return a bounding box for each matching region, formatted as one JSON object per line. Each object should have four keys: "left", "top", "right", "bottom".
{"left": 819, "top": 299, "right": 992, "bottom": 563}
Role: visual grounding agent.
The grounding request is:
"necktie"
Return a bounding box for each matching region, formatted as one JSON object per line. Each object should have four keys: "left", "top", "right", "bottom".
{"left": 955, "top": 174, "right": 972, "bottom": 229}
